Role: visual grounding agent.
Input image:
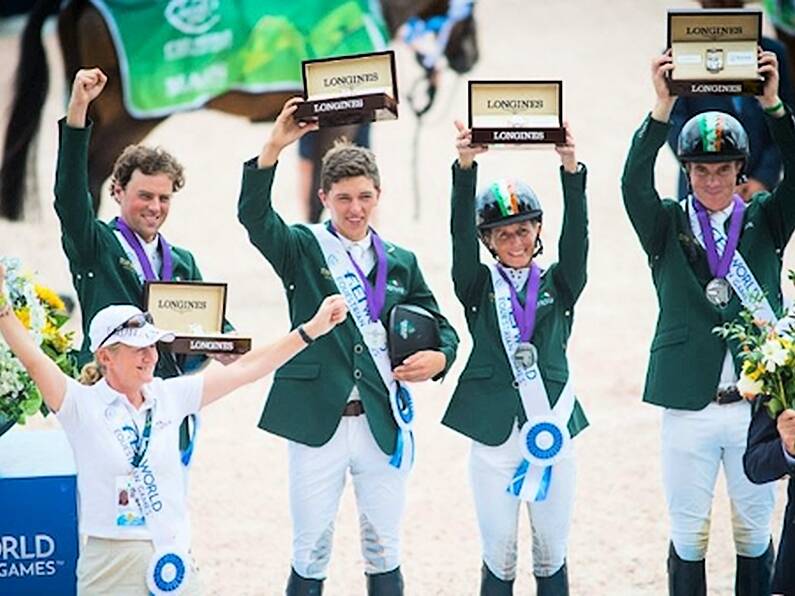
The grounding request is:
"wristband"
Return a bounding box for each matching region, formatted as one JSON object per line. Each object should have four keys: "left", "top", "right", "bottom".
{"left": 297, "top": 325, "right": 315, "bottom": 345}
{"left": 764, "top": 100, "right": 784, "bottom": 114}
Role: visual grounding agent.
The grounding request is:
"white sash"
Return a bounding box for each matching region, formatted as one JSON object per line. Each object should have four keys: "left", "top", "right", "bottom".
{"left": 489, "top": 264, "right": 575, "bottom": 502}
{"left": 686, "top": 197, "right": 776, "bottom": 323}
{"left": 104, "top": 401, "right": 191, "bottom": 595}
{"left": 309, "top": 224, "right": 414, "bottom": 468}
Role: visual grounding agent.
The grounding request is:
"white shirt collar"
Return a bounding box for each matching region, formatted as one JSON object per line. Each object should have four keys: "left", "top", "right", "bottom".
{"left": 97, "top": 378, "right": 155, "bottom": 412}
{"left": 338, "top": 230, "right": 372, "bottom": 252}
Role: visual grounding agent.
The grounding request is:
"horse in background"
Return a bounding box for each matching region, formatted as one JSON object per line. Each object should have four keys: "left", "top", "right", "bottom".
{"left": 0, "top": 0, "right": 478, "bottom": 221}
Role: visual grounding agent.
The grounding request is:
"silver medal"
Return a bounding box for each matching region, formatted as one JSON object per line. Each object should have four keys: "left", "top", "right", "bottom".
{"left": 514, "top": 342, "right": 538, "bottom": 369}
{"left": 705, "top": 277, "right": 732, "bottom": 307}
{"left": 363, "top": 324, "right": 387, "bottom": 349}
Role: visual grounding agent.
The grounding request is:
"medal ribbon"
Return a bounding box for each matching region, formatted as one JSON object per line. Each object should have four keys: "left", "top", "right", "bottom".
{"left": 115, "top": 217, "right": 173, "bottom": 281}
{"left": 692, "top": 195, "right": 745, "bottom": 279}
{"left": 497, "top": 263, "right": 541, "bottom": 342}
{"left": 328, "top": 223, "right": 387, "bottom": 322}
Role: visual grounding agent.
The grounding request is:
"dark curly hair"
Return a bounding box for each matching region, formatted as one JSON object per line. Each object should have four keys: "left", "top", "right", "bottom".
{"left": 111, "top": 145, "right": 185, "bottom": 193}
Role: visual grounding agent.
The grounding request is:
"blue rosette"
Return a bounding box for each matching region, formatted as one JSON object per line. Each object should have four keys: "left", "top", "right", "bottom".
{"left": 147, "top": 548, "right": 191, "bottom": 595}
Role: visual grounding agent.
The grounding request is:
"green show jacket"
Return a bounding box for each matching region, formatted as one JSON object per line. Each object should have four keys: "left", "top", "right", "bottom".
{"left": 237, "top": 160, "right": 460, "bottom": 456}
{"left": 54, "top": 119, "right": 209, "bottom": 380}
{"left": 621, "top": 111, "right": 795, "bottom": 410}
{"left": 442, "top": 161, "right": 590, "bottom": 447}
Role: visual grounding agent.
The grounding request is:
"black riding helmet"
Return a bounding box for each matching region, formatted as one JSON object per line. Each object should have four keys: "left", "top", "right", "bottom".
{"left": 476, "top": 179, "right": 542, "bottom": 230}
{"left": 476, "top": 179, "right": 544, "bottom": 257}
{"left": 677, "top": 111, "right": 749, "bottom": 165}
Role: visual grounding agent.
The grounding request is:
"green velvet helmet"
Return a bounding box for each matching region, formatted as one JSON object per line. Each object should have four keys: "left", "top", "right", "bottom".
{"left": 676, "top": 111, "right": 749, "bottom": 164}
{"left": 476, "top": 179, "right": 543, "bottom": 231}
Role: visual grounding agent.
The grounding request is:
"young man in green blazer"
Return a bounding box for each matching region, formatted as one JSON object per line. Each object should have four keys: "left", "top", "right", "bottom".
{"left": 237, "top": 98, "right": 459, "bottom": 596}
{"left": 621, "top": 49, "right": 794, "bottom": 594}
{"left": 55, "top": 69, "right": 232, "bottom": 452}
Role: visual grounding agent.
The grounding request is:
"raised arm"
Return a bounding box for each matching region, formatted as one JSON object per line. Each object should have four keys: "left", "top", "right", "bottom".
{"left": 755, "top": 49, "right": 795, "bottom": 246}
{"left": 54, "top": 69, "right": 108, "bottom": 262}
{"left": 450, "top": 120, "right": 488, "bottom": 307}
{"left": 237, "top": 98, "right": 319, "bottom": 278}
{"left": 621, "top": 52, "right": 676, "bottom": 257}
{"left": 200, "top": 295, "right": 347, "bottom": 406}
{"left": 551, "top": 123, "right": 588, "bottom": 307}
{"left": 0, "top": 266, "right": 66, "bottom": 412}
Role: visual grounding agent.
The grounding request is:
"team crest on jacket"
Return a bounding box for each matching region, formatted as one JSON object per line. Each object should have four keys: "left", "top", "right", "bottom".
{"left": 386, "top": 279, "right": 406, "bottom": 295}
{"left": 119, "top": 257, "right": 137, "bottom": 274}
{"left": 320, "top": 267, "right": 333, "bottom": 280}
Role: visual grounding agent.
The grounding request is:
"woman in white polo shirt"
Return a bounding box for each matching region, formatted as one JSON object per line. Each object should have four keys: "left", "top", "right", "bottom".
{"left": 0, "top": 264, "right": 347, "bottom": 595}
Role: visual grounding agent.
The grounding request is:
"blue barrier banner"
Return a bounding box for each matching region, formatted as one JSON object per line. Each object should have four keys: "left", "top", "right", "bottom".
{"left": 0, "top": 430, "right": 78, "bottom": 595}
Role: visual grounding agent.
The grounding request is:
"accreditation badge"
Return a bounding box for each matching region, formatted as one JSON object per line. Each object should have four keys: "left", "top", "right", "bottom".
{"left": 115, "top": 475, "right": 145, "bottom": 527}
{"left": 147, "top": 548, "right": 192, "bottom": 596}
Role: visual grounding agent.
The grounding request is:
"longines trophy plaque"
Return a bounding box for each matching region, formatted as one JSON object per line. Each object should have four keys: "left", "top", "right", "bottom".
{"left": 294, "top": 50, "right": 399, "bottom": 127}
{"left": 667, "top": 8, "right": 762, "bottom": 96}
{"left": 469, "top": 80, "right": 565, "bottom": 145}
{"left": 143, "top": 281, "right": 251, "bottom": 355}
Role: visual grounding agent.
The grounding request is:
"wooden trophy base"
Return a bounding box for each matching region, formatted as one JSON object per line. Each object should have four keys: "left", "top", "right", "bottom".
{"left": 162, "top": 335, "right": 252, "bottom": 355}
{"left": 471, "top": 127, "right": 567, "bottom": 145}
{"left": 294, "top": 93, "right": 398, "bottom": 127}
{"left": 667, "top": 77, "right": 763, "bottom": 96}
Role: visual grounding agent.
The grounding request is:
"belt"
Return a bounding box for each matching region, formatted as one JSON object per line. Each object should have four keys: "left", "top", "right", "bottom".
{"left": 714, "top": 387, "right": 743, "bottom": 405}
{"left": 342, "top": 401, "right": 365, "bottom": 416}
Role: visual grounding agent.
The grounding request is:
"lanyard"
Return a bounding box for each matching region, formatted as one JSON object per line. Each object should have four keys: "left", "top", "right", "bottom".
{"left": 129, "top": 409, "right": 153, "bottom": 469}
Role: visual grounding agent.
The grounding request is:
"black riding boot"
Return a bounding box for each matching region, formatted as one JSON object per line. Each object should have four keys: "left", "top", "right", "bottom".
{"left": 667, "top": 543, "right": 707, "bottom": 596}
{"left": 480, "top": 562, "right": 513, "bottom": 596}
{"left": 285, "top": 568, "right": 324, "bottom": 596}
{"left": 366, "top": 566, "right": 404, "bottom": 596}
{"left": 535, "top": 562, "right": 569, "bottom": 596}
{"left": 735, "top": 541, "right": 774, "bottom": 596}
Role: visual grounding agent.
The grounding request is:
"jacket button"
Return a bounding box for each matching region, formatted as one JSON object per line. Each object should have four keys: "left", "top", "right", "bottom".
{"left": 288, "top": 284, "right": 295, "bottom": 290}
{"left": 354, "top": 344, "right": 364, "bottom": 354}
{"left": 354, "top": 369, "right": 362, "bottom": 379}
{"left": 512, "top": 380, "right": 519, "bottom": 389}
{"left": 87, "top": 271, "right": 94, "bottom": 278}
{"left": 564, "top": 310, "right": 571, "bottom": 317}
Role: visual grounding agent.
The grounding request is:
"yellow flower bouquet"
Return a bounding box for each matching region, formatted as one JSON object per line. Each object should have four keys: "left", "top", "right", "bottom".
{"left": 716, "top": 297, "right": 795, "bottom": 418}
{"left": 0, "top": 257, "right": 78, "bottom": 428}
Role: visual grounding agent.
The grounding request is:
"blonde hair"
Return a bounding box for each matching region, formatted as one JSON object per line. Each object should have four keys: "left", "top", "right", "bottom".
{"left": 78, "top": 345, "right": 118, "bottom": 385}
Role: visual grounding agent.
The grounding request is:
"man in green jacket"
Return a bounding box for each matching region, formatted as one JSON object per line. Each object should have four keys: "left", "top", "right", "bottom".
{"left": 238, "top": 98, "right": 459, "bottom": 596}
{"left": 55, "top": 68, "right": 231, "bottom": 452}
{"left": 621, "top": 49, "right": 793, "bottom": 594}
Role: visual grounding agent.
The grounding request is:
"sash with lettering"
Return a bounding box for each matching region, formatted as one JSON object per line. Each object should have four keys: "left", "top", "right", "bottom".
{"left": 309, "top": 223, "right": 414, "bottom": 469}
{"left": 104, "top": 397, "right": 191, "bottom": 595}
{"left": 115, "top": 217, "right": 199, "bottom": 467}
{"left": 489, "top": 264, "right": 576, "bottom": 502}
{"left": 686, "top": 196, "right": 777, "bottom": 323}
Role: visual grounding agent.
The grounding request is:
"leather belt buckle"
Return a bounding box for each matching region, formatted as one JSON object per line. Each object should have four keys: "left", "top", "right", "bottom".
{"left": 342, "top": 401, "right": 365, "bottom": 416}
{"left": 714, "top": 387, "right": 742, "bottom": 405}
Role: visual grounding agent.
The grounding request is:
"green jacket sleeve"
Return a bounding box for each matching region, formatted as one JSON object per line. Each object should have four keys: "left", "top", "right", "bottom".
{"left": 53, "top": 118, "right": 102, "bottom": 264}
{"left": 621, "top": 114, "right": 672, "bottom": 257}
{"left": 760, "top": 109, "right": 795, "bottom": 247}
{"left": 405, "top": 253, "right": 460, "bottom": 379}
{"left": 450, "top": 160, "right": 486, "bottom": 308}
{"left": 237, "top": 159, "right": 299, "bottom": 281}
{"left": 551, "top": 165, "right": 589, "bottom": 307}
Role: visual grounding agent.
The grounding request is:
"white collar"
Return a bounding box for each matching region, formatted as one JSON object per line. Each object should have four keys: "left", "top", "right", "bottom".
{"left": 338, "top": 230, "right": 373, "bottom": 252}
{"left": 97, "top": 378, "right": 155, "bottom": 412}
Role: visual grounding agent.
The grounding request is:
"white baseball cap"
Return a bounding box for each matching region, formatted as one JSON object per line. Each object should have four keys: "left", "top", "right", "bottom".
{"left": 88, "top": 304, "right": 175, "bottom": 352}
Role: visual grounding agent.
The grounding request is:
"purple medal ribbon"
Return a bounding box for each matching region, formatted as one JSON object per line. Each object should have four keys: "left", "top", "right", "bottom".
{"left": 115, "top": 217, "right": 173, "bottom": 281}
{"left": 328, "top": 223, "right": 388, "bottom": 322}
{"left": 692, "top": 194, "right": 746, "bottom": 278}
{"left": 497, "top": 263, "right": 541, "bottom": 342}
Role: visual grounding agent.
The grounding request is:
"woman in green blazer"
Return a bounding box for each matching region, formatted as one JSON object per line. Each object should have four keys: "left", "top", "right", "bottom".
{"left": 442, "top": 121, "right": 589, "bottom": 596}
